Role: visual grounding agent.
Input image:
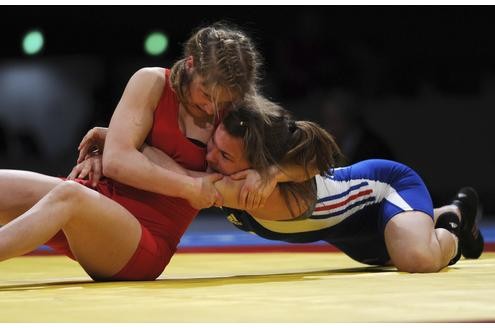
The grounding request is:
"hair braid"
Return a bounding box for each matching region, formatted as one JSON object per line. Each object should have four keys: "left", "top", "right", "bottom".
{"left": 170, "top": 22, "right": 262, "bottom": 114}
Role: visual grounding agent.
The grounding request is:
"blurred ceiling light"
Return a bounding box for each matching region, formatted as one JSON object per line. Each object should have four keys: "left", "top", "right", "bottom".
{"left": 22, "top": 30, "right": 44, "bottom": 55}
{"left": 144, "top": 31, "right": 168, "bottom": 56}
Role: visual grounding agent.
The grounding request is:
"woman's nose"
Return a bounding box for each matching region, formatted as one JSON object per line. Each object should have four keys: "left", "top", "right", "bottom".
{"left": 206, "top": 148, "right": 217, "bottom": 163}
{"left": 201, "top": 102, "right": 215, "bottom": 115}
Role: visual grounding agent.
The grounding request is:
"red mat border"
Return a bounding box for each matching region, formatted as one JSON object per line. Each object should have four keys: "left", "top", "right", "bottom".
{"left": 27, "top": 242, "right": 495, "bottom": 255}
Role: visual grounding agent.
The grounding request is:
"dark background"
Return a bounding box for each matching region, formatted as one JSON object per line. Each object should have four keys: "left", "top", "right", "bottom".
{"left": 0, "top": 6, "right": 494, "bottom": 215}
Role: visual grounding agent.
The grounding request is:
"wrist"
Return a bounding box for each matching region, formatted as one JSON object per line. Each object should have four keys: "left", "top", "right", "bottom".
{"left": 270, "top": 165, "right": 284, "bottom": 183}
{"left": 179, "top": 176, "right": 198, "bottom": 199}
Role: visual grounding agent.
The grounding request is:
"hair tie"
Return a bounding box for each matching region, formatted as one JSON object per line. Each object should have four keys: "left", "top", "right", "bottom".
{"left": 289, "top": 120, "right": 297, "bottom": 133}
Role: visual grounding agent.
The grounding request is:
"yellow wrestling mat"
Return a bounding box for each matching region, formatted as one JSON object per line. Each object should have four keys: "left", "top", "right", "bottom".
{"left": 1, "top": 252, "right": 495, "bottom": 322}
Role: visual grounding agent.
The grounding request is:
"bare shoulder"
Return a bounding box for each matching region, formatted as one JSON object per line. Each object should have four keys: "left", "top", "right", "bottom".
{"left": 131, "top": 67, "right": 165, "bottom": 88}
{"left": 119, "top": 67, "right": 166, "bottom": 109}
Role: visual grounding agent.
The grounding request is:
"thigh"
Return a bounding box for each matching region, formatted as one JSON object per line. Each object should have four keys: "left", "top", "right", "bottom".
{"left": 0, "top": 170, "right": 62, "bottom": 224}
{"left": 384, "top": 211, "right": 434, "bottom": 264}
{"left": 323, "top": 207, "right": 390, "bottom": 265}
{"left": 109, "top": 226, "right": 172, "bottom": 281}
{"left": 329, "top": 235, "right": 390, "bottom": 266}
{"left": 57, "top": 182, "right": 144, "bottom": 280}
{"left": 381, "top": 189, "right": 435, "bottom": 268}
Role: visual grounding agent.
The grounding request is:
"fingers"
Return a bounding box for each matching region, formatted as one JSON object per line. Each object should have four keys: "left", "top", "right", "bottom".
{"left": 67, "top": 162, "right": 90, "bottom": 180}
{"left": 77, "top": 135, "right": 88, "bottom": 151}
{"left": 257, "top": 188, "right": 270, "bottom": 209}
{"left": 214, "top": 190, "right": 224, "bottom": 207}
{"left": 189, "top": 175, "right": 225, "bottom": 210}
{"left": 253, "top": 194, "right": 263, "bottom": 209}
{"left": 239, "top": 187, "right": 267, "bottom": 210}
{"left": 68, "top": 157, "right": 103, "bottom": 188}
{"left": 78, "top": 127, "right": 97, "bottom": 151}
{"left": 246, "top": 190, "right": 256, "bottom": 209}
{"left": 208, "top": 173, "right": 224, "bottom": 183}
{"left": 247, "top": 191, "right": 263, "bottom": 210}
{"left": 230, "top": 170, "right": 249, "bottom": 180}
{"left": 77, "top": 144, "right": 90, "bottom": 164}
{"left": 239, "top": 185, "right": 249, "bottom": 209}
{"left": 209, "top": 174, "right": 223, "bottom": 207}
{"left": 67, "top": 165, "right": 80, "bottom": 180}
{"left": 213, "top": 173, "right": 224, "bottom": 181}
{"left": 259, "top": 196, "right": 267, "bottom": 208}
{"left": 77, "top": 127, "right": 106, "bottom": 163}
{"left": 91, "top": 158, "right": 102, "bottom": 187}
{"left": 78, "top": 161, "right": 91, "bottom": 179}
{"left": 239, "top": 188, "right": 260, "bottom": 209}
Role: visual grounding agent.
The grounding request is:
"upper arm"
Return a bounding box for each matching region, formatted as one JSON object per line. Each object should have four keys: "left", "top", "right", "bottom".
{"left": 105, "top": 67, "right": 165, "bottom": 156}
{"left": 215, "top": 177, "right": 309, "bottom": 221}
{"left": 141, "top": 144, "right": 190, "bottom": 176}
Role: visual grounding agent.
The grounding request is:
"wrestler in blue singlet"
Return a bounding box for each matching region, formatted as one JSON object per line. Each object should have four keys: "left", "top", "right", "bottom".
{"left": 221, "top": 159, "right": 433, "bottom": 265}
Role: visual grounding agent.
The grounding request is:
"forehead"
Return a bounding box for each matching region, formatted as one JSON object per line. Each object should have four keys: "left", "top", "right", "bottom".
{"left": 215, "top": 124, "right": 246, "bottom": 160}
{"left": 193, "top": 74, "right": 238, "bottom": 103}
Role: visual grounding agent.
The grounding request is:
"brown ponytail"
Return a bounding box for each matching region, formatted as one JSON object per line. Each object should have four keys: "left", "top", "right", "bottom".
{"left": 278, "top": 120, "right": 345, "bottom": 216}
{"left": 283, "top": 120, "right": 345, "bottom": 178}
{"left": 222, "top": 94, "right": 345, "bottom": 217}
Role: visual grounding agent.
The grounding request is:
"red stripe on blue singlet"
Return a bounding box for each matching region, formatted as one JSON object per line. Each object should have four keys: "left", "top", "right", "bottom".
{"left": 314, "top": 189, "right": 373, "bottom": 212}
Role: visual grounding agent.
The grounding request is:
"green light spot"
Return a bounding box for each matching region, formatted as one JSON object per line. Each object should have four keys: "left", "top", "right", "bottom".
{"left": 144, "top": 32, "right": 168, "bottom": 56}
{"left": 23, "top": 30, "right": 44, "bottom": 55}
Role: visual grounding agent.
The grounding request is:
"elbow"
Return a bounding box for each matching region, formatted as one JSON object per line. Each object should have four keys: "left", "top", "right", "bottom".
{"left": 102, "top": 151, "right": 121, "bottom": 179}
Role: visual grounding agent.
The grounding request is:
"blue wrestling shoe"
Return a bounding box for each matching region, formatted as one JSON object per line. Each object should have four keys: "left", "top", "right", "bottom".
{"left": 452, "top": 187, "right": 484, "bottom": 259}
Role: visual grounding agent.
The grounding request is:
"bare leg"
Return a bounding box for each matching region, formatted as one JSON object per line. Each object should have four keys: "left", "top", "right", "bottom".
{"left": 0, "top": 180, "right": 142, "bottom": 279}
{"left": 0, "top": 170, "right": 62, "bottom": 224}
{"left": 384, "top": 211, "right": 457, "bottom": 273}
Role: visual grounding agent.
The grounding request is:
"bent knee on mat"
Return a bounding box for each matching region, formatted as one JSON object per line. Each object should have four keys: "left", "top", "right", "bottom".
{"left": 391, "top": 248, "right": 441, "bottom": 273}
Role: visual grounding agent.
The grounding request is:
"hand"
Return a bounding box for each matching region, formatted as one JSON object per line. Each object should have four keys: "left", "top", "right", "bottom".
{"left": 230, "top": 168, "right": 278, "bottom": 210}
{"left": 67, "top": 155, "right": 103, "bottom": 187}
{"left": 77, "top": 127, "right": 108, "bottom": 164}
{"left": 186, "top": 174, "right": 224, "bottom": 209}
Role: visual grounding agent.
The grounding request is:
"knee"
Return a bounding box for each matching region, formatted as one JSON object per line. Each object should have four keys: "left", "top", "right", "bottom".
{"left": 47, "top": 180, "right": 85, "bottom": 205}
{"left": 393, "top": 248, "right": 440, "bottom": 273}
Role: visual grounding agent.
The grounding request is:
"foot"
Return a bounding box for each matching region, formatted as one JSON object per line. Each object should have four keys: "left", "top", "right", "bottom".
{"left": 434, "top": 212, "right": 461, "bottom": 265}
{"left": 452, "top": 187, "right": 484, "bottom": 259}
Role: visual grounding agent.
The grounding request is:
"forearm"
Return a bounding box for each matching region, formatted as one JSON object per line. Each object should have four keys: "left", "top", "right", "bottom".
{"left": 214, "top": 177, "right": 306, "bottom": 220}
{"left": 273, "top": 163, "right": 318, "bottom": 183}
{"left": 141, "top": 144, "right": 208, "bottom": 178}
{"left": 103, "top": 147, "right": 197, "bottom": 199}
{"left": 141, "top": 144, "right": 189, "bottom": 176}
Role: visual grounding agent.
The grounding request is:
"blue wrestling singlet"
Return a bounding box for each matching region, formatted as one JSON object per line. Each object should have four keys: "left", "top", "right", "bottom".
{"left": 221, "top": 159, "right": 434, "bottom": 265}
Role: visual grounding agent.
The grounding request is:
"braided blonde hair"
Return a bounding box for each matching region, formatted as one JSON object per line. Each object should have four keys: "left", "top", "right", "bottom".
{"left": 170, "top": 22, "right": 261, "bottom": 115}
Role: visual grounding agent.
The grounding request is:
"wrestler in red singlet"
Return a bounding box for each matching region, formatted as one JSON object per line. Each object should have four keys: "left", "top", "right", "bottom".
{"left": 46, "top": 69, "right": 209, "bottom": 280}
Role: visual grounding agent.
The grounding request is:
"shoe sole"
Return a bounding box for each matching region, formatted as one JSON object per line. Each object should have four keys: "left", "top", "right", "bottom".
{"left": 453, "top": 187, "right": 484, "bottom": 259}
